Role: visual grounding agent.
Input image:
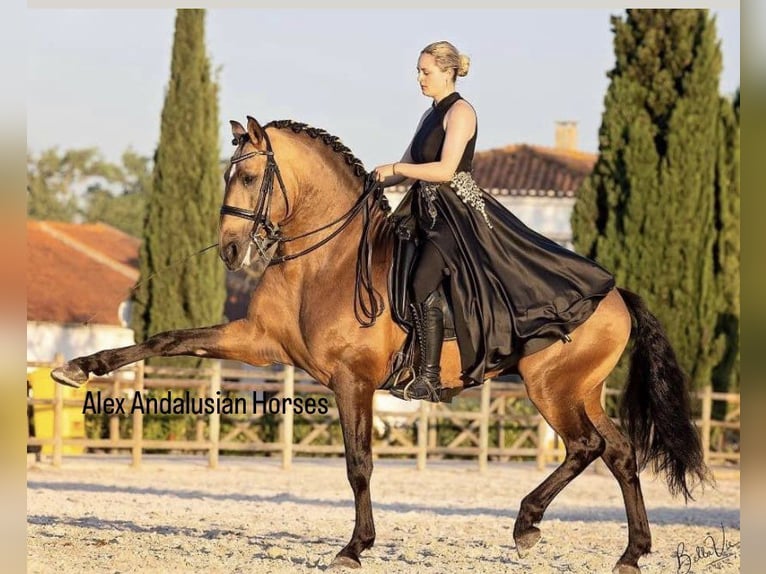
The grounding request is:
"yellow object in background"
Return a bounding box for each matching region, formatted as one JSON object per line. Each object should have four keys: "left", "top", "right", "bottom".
{"left": 28, "top": 368, "right": 87, "bottom": 455}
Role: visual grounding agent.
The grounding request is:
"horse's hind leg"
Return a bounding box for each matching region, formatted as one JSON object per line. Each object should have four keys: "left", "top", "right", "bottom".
{"left": 51, "top": 319, "right": 284, "bottom": 387}
{"left": 513, "top": 392, "right": 605, "bottom": 556}
{"left": 584, "top": 391, "right": 651, "bottom": 574}
{"left": 330, "top": 375, "right": 376, "bottom": 569}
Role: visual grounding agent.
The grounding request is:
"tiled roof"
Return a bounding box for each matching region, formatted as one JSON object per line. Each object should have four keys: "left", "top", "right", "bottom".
{"left": 471, "top": 144, "right": 597, "bottom": 198}
{"left": 27, "top": 221, "right": 140, "bottom": 326}
{"left": 28, "top": 220, "right": 255, "bottom": 325}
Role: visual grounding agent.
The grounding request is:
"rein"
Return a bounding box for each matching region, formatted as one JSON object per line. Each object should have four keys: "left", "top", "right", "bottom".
{"left": 220, "top": 131, "right": 387, "bottom": 326}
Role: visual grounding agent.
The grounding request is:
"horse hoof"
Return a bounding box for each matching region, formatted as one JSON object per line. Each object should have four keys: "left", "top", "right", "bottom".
{"left": 612, "top": 564, "right": 641, "bottom": 574}
{"left": 515, "top": 527, "right": 541, "bottom": 558}
{"left": 329, "top": 555, "right": 361, "bottom": 569}
{"left": 50, "top": 363, "right": 89, "bottom": 388}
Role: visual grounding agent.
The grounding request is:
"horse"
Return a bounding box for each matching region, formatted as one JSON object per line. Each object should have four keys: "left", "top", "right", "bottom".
{"left": 52, "top": 115, "right": 708, "bottom": 573}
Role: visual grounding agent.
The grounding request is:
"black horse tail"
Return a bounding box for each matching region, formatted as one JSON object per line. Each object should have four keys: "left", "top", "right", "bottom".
{"left": 617, "top": 288, "right": 710, "bottom": 501}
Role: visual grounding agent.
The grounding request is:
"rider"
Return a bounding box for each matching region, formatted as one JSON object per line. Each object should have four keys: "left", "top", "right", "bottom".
{"left": 374, "top": 41, "right": 615, "bottom": 402}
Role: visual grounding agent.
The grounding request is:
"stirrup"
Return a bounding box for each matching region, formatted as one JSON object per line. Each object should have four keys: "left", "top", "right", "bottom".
{"left": 390, "top": 373, "right": 442, "bottom": 402}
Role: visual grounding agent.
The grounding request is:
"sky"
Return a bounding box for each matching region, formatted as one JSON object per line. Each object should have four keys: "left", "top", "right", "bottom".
{"left": 26, "top": 9, "right": 740, "bottom": 170}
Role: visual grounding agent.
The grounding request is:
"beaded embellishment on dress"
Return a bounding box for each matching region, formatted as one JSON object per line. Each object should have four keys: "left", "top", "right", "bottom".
{"left": 420, "top": 182, "right": 440, "bottom": 229}
{"left": 450, "top": 172, "right": 493, "bottom": 229}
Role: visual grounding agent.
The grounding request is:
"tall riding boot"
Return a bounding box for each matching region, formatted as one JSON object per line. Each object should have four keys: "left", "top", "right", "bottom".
{"left": 390, "top": 290, "right": 444, "bottom": 402}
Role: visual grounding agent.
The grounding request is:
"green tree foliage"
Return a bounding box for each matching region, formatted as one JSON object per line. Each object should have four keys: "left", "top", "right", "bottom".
{"left": 711, "top": 91, "right": 740, "bottom": 403}
{"left": 83, "top": 150, "right": 151, "bottom": 237}
{"left": 27, "top": 148, "right": 119, "bottom": 222}
{"left": 27, "top": 147, "right": 151, "bottom": 237}
{"left": 131, "top": 9, "right": 225, "bottom": 366}
{"left": 572, "top": 10, "right": 730, "bottom": 390}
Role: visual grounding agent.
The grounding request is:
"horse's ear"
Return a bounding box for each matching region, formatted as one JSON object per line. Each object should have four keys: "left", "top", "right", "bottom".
{"left": 246, "top": 115, "right": 267, "bottom": 150}
{"left": 230, "top": 120, "right": 246, "bottom": 139}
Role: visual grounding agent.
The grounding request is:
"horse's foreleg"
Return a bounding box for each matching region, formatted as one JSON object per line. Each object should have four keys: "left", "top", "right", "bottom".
{"left": 51, "top": 319, "right": 283, "bottom": 387}
{"left": 330, "top": 379, "right": 376, "bottom": 569}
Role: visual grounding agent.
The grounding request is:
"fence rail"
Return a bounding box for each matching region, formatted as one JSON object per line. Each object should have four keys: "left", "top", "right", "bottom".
{"left": 27, "top": 357, "right": 740, "bottom": 471}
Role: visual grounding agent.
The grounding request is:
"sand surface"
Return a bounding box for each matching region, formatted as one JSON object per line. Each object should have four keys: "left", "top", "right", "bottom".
{"left": 27, "top": 456, "right": 740, "bottom": 573}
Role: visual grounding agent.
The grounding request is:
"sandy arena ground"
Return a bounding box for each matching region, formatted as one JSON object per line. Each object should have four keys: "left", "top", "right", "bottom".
{"left": 27, "top": 456, "right": 740, "bottom": 573}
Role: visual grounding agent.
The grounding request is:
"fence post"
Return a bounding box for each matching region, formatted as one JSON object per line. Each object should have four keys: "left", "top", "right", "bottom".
{"left": 497, "top": 393, "right": 507, "bottom": 463}
{"left": 52, "top": 371, "right": 63, "bottom": 468}
{"left": 479, "top": 380, "right": 491, "bottom": 472}
{"left": 131, "top": 361, "right": 144, "bottom": 468}
{"left": 701, "top": 385, "right": 712, "bottom": 466}
{"left": 282, "top": 366, "right": 295, "bottom": 470}
{"left": 428, "top": 407, "right": 438, "bottom": 452}
{"left": 109, "top": 376, "right": 120, "bottom": 454}
{"left": 208, "top": 361, "right": 221, "bottom": 469}
{"left": 417, "top": 400, "right": 429, "bottom": 470}
{"left": 536, "top": 416, "right": 547, "bottom": 471}
{"left": 196, "top": 375, "right": 206, "bottom": 448}
{"left": 50, "top": 353, "right": 65, "bottom": 467}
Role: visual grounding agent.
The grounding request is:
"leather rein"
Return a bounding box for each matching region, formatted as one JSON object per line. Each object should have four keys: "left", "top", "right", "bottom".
{"left": 219, "top": 130, "right": 386, "bottom": 326}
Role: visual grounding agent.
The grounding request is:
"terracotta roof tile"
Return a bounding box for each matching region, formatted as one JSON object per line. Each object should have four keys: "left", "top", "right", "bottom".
{"left": 27, "top": 221, "right": 138, "bottom": 326}
{"left": 28, "top": 220, "right": 252, "bottom": 326}
{"left": 472, "top": 144, "right": 597, "bottom": 198}
{"left": 42, "top": 220, "right": 140, "bottom": 270}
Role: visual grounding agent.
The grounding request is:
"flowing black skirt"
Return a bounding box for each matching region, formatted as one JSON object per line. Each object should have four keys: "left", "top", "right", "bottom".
{"left": 393, "top": 178, "right": 615, "bottom": 385}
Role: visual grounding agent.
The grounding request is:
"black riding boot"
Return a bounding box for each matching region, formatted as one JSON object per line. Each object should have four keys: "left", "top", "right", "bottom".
{"left": 390, "top": 290, "right": 444, "bottom": 402}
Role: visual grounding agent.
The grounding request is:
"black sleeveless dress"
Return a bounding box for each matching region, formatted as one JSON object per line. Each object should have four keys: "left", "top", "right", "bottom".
{"left": 393, "top": 91, "right": 616, "bottom": 386}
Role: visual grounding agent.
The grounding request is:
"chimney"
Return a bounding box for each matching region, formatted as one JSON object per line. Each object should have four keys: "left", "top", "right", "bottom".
{"left": 555, "top": 121, "right": 578, "bottom": 151}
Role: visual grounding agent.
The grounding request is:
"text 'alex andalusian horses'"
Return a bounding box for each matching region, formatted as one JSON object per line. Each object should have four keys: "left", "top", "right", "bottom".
{"left": 52, "top": 116, "right": 708, "bottom": 573}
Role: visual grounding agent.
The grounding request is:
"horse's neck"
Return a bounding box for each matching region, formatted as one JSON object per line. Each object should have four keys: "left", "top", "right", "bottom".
{"left": 282, "top": 194, "right": 393, "bottom": 283}
{"left": 276, "top": 136, "right": 392, "bottom": 280}
{"left": 250, "top": 131, "right": 396, "bottom": 360}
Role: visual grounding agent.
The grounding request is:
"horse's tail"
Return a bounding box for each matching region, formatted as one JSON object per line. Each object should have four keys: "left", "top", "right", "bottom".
{"left": 617, "top": 287, "right": 710, "bottom": 501}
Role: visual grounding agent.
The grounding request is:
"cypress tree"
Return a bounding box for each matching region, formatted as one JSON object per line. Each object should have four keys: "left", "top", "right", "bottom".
{"left": 711, "top": 91, "right": 740, "bottom": 408}
{"left": 572, "top": 10, "right": 725, "bottom": 389}
{"left": 131, "top": 9, "right": 225, "bottom": 365}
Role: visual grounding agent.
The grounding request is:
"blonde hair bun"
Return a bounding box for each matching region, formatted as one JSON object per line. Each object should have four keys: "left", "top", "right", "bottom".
{"left": 457, "top": 54, "right": 471, "bottom": 77}
{"left": 421, "top": 41, "right": 470, "bottom": 80}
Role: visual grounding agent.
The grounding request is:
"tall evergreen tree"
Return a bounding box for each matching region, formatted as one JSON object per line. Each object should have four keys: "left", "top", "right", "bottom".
{"left": 131, "top": 9, "right": 225, "bottom": 364}
{"left": 711, "top": 91, "right": 740, "bottom": 405}
{"left": 572, "top": 10, "right": 725, "bottom": 389}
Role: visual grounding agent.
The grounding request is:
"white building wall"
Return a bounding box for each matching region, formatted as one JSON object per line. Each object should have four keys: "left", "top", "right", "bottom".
{"left": 27, "top": 321, "right": 135, "bottom": 365}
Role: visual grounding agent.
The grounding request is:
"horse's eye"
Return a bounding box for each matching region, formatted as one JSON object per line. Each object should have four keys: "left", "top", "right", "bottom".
{"left": 242, "top": 174, "right": 255, "bottom": 186}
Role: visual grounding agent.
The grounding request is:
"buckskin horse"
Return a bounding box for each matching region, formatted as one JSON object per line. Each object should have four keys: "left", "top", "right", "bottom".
{"left": 52, "top": 116, "right": 708, "bottom": 573}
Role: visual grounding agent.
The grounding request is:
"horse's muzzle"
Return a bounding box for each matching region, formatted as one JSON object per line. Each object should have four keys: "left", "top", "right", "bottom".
{"left": 220, "top": 239, "right": 249, "bottom": 271}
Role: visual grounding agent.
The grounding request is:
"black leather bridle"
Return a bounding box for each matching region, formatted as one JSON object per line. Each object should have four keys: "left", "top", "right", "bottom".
{"left": 219, "top": 135, "right": 289, "bottom": 263}
{"left": 221, "top": 131, "right": 381, "bottom": 265}
{"left": 219, "top": 129, "right": 386, "bottom": 325}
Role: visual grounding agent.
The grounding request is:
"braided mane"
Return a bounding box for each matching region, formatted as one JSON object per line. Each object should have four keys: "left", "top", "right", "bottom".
{"left": 265, "top": 120, "right": 367, "bottom": 178}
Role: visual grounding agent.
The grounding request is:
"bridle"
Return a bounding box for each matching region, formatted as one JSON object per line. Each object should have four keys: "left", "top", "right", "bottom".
{"left": 219, "top": 129, "right": 387, "bottom": 325}
{"left": 219, "top": 133, "right": 289, "bottom": 262}
{"left": 220, "top": 130, "right": 382, "bottom": 265}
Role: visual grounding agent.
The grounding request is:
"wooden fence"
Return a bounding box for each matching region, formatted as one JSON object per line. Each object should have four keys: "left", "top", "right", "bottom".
{"left": 27, "top": 357, "right": 740, "bottom": 472}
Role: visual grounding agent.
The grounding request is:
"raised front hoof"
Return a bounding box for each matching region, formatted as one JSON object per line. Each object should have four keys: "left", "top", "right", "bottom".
{"left": 329, "top": 554, "right": 361, "bottom": 569}
{"left": 50, "top": 363, "right": 89, "bottom": 388}
{"left": 612, "top": 564, "right": 641, "bottom": 574}
{"left": 514, "top": 526, "right": 541, "bottom": 558}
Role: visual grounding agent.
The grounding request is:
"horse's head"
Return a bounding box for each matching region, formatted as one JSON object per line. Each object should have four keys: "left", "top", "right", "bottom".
{"left": 219, "top": 116, "right": 290, "bottom": 271}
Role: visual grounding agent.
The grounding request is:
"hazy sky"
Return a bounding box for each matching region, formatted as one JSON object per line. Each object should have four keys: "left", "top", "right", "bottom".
{"left": 27, "top": 9, "right": 740, "bottom": 169}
